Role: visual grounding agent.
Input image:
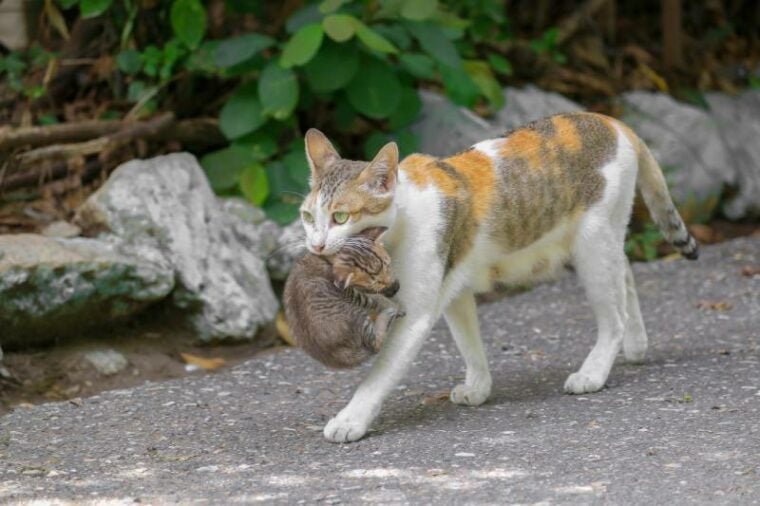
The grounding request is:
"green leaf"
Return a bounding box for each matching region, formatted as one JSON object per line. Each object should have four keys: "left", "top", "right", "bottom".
{"left": 213, "top": 34, "right": 275, "bottom": 68}
{"left": 264, "top": 201, "right": 301, "bottom": 225}
{"left": 405, "top": 21, "right": 461, "bottom": 68}
{"left": 388, "top": 86, "right": 421, "bottom": 130}
{"left": 373, "top": 24, "right": 411, "bottom": 50}
{"left": 286, "top": 4, "right": 322, "bottom": 34}
{"left": 400, "top": 0, "right": 437, "bottom": 21}
{"left": 399, "top": 52, "right": 435, "bottom": 79}
{"left": 346, "top": 56, "right": 401, "bottom": 119}
{"left": 396, "top": 129, "right": 418, "bottom": 157}
{"left": 266, "top": 160, "right": 307, "bottom": 201}
{"left": 283, "top": 143, "right": 310, "bottom": 187}
{"left": 80, "top": 0, "right": 113, "bottom": 18}
{"left": 258, "top": 62, "right": 299, "bottom": 120}
{"left": 170, "top": 0, "right": 206, "bottom": 49}
{"left": 239, "top": 163, "right": 269, "bottom": 206}
{"left": 281, "top": 23, "right": 324, "bottom": 68}
{"left": 200, "top": 145, "right": 253, "bottom": 192}
{"left": 464, "top": 60, "right": 505, "bottom": 109}
{"left": 235, "top": 130, "right": 278, "bottom": 161}
{"left": 219, "top": 82, "right": 266, "bottom": 140}
{"left": 487, "top": 53, "right": 513, "bottom": 76}
{"left": 58, "top": 0, "right": 79, "bottom": 8}
{"left": 304, "top": 40, "right": 358, "bottom": 92}
{"left": 319, "top": 0, "right": 349, "bottom": 14}
{"left": 322, "top": 14, "right": 357, "bottom": 42}
{"left": 439, "top": 63, "right": 479, "bottom": 107}
{"left": 364, "top": 131, "right": 389, "bottom": 160}
{"left": 355, "top": 22, "right": 398, "bottom": 54}
{"left": 116, "top": 49, "right": 141, "bottom": 75}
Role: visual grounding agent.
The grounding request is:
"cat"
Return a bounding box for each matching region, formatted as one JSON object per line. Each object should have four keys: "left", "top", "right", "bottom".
{"left": 299, "top": 112, "right": 699, "bottom": 443}
{"left": 283, "top": 226, "right": 404, "bottom": 369}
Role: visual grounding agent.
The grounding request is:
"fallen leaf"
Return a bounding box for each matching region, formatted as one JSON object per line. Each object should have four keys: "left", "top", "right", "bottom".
{"left": 696, "top": 300, "right": 733, "bottom": 311}
{"left": 689, "top": 224, "right": 720, "bottom": 244}
{"left": 180, "top": 353, "right": 225, "bottom": 371}
{"left": 421, "top": 391, "right": 451, "bottom": 405}
{"left": 276, "top": 311, "right": 295, "bottom": 346}
{"left": 740, "top": 265, "right": 760, "bottom": 277}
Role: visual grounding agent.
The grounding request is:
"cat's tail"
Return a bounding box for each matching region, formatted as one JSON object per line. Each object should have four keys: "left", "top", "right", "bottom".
{"left": 635, "top": 138, "right": 699, "bottom": 260}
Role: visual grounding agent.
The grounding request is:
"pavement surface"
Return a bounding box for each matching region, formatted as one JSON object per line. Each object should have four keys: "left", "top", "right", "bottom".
{"left": 1, "top": 237, "right": 758, "bottom": 505}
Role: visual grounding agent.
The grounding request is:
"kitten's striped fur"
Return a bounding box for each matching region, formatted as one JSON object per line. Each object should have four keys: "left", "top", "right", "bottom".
{"left": 300, "top": 112, "right": 698, "bottom": 442}
{"left": 284, "top": 230, "right": 403, "bottom": 369}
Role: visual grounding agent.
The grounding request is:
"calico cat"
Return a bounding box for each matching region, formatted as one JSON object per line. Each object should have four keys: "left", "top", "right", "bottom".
{"left": 299, "top": 112, "right": 699, "bottom": 443}
{"left": 284, "top": 227, "right": 404, "bottom": 369}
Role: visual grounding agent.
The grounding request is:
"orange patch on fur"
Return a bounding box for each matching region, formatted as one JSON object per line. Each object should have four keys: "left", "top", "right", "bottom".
{"left": 551, "top": 116, "right": 582, "bottom": 152}
{"left": 500, "top": 129, "right": 543, "bottom": 170}
{"left": 445, "top": 149, "right": 496, "bottom": 221}
{"left": 400, "top": 154, "right": 458, "bottom": 197}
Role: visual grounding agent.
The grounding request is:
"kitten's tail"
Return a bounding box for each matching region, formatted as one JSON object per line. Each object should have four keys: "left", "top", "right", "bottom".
{"left": 635, "top": 138, "right": 699, "bottom": 260}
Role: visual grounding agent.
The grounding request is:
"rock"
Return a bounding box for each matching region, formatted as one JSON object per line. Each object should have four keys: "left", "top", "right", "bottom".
{"left": 219, "top": 197, "right": 282, "bottom": 261}
{"left": 495, "top": 85, "right": 583, "bottom": 131}
{"left": 41, "top": 220, "right": 81, "bottom": 238}
{"left": 76, "top": 153, "right": 279, "bottom": 341}
{"left": 266, "top": 220, "right": 306, "bottom": 281}
{"left": 412, "top": 86, "right": 583, "bottom": 157}
{"left": 411, "top": 90, "right": 498, "bottom": 156}
{"left": 705, "top": 90, "right": 760, "bottom": 219}
{"left": 0, "top": 234, "right": 174, "bottom": 347}
{"left": 83, "top": 349, "right": 128, "bottom": 375}
{"left": 621, "top": 91, "right": 728, "bottom": 223}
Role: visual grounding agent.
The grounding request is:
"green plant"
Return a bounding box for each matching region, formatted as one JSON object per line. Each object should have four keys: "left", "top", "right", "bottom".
{"left": 0, "top": 46, "right": 53, "bottom": 100}
{"left": 530, "top": 27, "right": 567, "bottom": 64}
{"left": 53, "top": 0, "right": 511, "bottom": 224}
{"left": 625, "top": 222, "right": 663, "bottom": 262}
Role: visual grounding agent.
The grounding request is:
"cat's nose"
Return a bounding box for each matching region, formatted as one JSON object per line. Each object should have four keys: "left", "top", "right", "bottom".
{"left": 312, "top": 243, "right": 325, "bottom": 253}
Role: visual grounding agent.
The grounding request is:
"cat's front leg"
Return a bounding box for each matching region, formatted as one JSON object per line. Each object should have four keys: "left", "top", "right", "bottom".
{"left": 323, "top": 306, "right": 437, "bottom": 443}
{"left": 443, "top": 289, "right": 492, "bottom": 406}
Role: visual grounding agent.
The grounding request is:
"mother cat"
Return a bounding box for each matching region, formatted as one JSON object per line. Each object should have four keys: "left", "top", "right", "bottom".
{"left": 300, "top": 112, "right": 698, "bottom": 443}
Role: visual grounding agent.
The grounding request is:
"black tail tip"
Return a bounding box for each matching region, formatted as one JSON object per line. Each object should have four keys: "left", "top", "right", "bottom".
{"left": 682, "top": 245, "right": 699, "bottom": 261}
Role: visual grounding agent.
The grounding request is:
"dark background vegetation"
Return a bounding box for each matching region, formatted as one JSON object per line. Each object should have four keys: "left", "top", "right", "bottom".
{"left": 1, "top": 0, "right": 758, "bottom": 246}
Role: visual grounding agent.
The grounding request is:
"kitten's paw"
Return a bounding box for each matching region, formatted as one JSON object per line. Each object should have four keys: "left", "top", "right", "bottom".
{"left": 450, "top": 382, "right": 491, "bottom": 406}
{"left": 564, "top": 372, "right": 606, "bottom": 394}
{"left": 323, "top": 414, "right": 369, "bottom": 443}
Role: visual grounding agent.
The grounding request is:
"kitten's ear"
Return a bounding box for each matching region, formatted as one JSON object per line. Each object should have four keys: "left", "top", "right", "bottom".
{"left": 305, "top": 129, "right": 339, "bottom": 182}
{"left": 358, "top": 142, "right": 398, "bottom": 193}
{"left": 359, "top": 226, "right": 388, "bottom": 242}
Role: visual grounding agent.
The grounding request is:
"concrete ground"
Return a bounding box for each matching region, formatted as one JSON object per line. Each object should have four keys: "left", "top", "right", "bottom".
{"left": 1, "top": 237, "right": 758, "bottom": 505}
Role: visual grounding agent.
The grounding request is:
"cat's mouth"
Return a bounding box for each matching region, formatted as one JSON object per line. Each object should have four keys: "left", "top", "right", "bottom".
{"left": 382, "top": 280, "right": 400, "bottom": 297}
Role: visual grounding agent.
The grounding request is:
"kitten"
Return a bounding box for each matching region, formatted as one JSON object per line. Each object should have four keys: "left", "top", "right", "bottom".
{"left": 299, "top": 112, "right": 699, "bottom": 442}
{"left": 284, "top": 227, "right": 404, "bottom": 369}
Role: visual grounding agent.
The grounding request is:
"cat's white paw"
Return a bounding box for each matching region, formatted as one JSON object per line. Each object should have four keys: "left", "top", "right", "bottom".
{"left": 564, "top": 372, "right": 606, "bottom": 394}
{"left": 623, "top": 339, "right": 647, "bottom": 364}
{"left": 450, "top": 382, "right": 491, "bottom": 406}
{"left": 323, "top": 414, "right": 369, "bottom": 443}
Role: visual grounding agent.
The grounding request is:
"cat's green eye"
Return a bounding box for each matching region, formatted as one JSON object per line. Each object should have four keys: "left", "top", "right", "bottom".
{"left": 332, "top": 211, "right": 349, "bottom": 225}
{"left": 302, "top": 211, "right": 314, "bottom": 224}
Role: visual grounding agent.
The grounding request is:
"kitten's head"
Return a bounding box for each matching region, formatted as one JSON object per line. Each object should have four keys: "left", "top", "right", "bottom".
{"left": 300, "top": 129, "right": 398, "bottom": 256}
{"left": 331, "top": 227, "right": 398, "bottom": 295}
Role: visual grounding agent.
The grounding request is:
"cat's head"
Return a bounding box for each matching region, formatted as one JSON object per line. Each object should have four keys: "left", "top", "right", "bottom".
{"left": 300, "top": 129, "right": 398, "bottom": 256}
{"left": 331, "top": 226, "right": 399, "bottom": 295}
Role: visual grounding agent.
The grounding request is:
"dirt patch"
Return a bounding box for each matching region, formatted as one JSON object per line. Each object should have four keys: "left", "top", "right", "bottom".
{"left": 0, "top": 304, "right": 287, "bottom": 416}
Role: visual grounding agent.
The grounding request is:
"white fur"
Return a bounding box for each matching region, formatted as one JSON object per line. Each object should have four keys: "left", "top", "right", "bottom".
{"left": 317, "top": 121, "right": 649, "bottom": 442}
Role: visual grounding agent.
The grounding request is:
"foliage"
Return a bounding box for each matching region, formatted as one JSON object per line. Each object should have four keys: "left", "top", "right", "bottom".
{"left": 625, "top": 222, "right": 663, "bottom": 262}
{"left": 31, "top": 1, "right": 594, "bottom": 223}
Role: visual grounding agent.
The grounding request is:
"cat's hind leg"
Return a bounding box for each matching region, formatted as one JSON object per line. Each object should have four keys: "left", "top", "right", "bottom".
{"left": 565, "top": 223, "right": 628, "bottom": 394}
{"left": 444, "top": 289, "right": 492, "bottom": 406}
{"left": 622, "top": 260, "right": 648, "bottom": 363}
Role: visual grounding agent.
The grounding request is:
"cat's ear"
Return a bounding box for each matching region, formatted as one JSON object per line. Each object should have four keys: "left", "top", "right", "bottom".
{"left": 358, "top": 142, "right": 398, "bottom": 194}
{"left": 359, "top": 226, "right": 388, "bottom": 242}
{"left": 305, "top": 129, "right": 339, "bottom": 182}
